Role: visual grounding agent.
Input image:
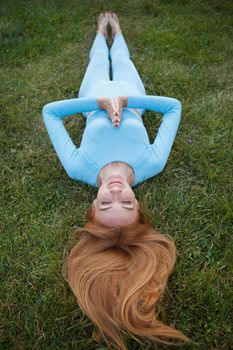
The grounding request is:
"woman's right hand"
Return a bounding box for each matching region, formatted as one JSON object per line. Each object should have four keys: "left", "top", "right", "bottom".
{"left": 98, "top": 96, "right": 128, "bottom": 128}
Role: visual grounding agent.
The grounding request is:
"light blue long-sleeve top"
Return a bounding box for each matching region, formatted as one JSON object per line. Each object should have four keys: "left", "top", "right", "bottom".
{"left": 42, "top": 93, "right": 182, "bottom": 188}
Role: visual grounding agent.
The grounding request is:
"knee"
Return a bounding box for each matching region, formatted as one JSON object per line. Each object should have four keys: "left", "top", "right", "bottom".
{"left": 111, "top": 51, "right": 129, "bottom": 64}
{"left": 90, "top": 49, "right": 109, "bottom": 61}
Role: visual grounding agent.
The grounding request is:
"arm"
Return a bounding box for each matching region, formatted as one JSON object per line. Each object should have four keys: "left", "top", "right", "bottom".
{"left": 42, "top": 97, "right": 98, "bottom": 179}
{"left": 127, "top": 95, "right": 182, "bottom": 172}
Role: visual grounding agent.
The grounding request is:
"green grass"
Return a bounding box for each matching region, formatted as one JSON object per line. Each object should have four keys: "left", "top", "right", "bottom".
{"left": 1, "top": 0, "right": 233, "bottom": 349}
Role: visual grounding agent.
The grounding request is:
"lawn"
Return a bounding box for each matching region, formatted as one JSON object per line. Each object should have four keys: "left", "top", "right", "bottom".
{"left": 1, "top": 0, "right": 233, "bottom": 349}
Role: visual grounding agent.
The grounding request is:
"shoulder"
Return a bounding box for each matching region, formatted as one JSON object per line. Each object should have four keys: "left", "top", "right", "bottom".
{"left": 133, "top": 146, "right": 164, "bottom": 185}
{"left": 69, "top": 151, "right": 99, "bottom": 187}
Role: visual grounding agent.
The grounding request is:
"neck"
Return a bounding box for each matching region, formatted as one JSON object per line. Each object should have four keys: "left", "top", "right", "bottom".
{"left": 97, "top": 162, "right": 134, "bottom": 186}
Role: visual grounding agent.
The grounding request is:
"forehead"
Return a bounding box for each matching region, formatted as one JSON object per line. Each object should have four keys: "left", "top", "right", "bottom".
{"left": 95, "top": 207, "right": 138, "bottom": 227}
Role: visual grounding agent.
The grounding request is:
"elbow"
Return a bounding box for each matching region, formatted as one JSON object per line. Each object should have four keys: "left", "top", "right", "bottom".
{"left": 177, "top": 100, "right": 182, "bottom": 125}
{"left": 168, "top": 98, "right": 182, "bottom": 124}
{"left": 42, "top": 104, "right": 51, "bottom": 121}
{"left": 65, "top": 165, "right": 78, "bottom": 181}
{"left": 164, "top": 98, "right": 182, "bottom": 119}
{"left": 156, "top": 160, "right": 166, "bottom": 175}
{"left": 173, "top": 98, "right": 182, "bottom": 114}
{"left": 42, "top": 103, "right": 58, "bottom": 120}
{"left": 42, "top": 103, "right": 50, "bottom": 116}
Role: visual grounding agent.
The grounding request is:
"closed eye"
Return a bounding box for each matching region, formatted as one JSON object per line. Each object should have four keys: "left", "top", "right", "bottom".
{"left": 101, "top": 201, "right": 111, "bottom": 205}
{"left": 122, "top": 201, "right": 131, "bottom": 204}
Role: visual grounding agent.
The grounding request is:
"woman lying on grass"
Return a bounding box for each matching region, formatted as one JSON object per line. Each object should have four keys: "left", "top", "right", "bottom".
{"left": 42, "top": 11, "right": 189, "bottom": 350}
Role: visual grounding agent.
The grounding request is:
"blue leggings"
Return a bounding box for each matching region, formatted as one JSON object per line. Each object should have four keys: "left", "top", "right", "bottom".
{"left": 78, "top": 33, "right": 146, "bottom": 98}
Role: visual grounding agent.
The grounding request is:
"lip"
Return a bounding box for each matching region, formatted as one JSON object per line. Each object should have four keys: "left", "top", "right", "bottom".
{"left": 108, "top": 179, "right": 123, "bottom": 185}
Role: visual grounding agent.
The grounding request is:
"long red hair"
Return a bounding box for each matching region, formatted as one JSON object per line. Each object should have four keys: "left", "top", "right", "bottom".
{"left": 66, "top": 207, "right": 189, "bottom": 349}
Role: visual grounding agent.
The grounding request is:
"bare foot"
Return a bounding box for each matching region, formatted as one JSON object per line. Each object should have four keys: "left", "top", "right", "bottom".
{"left": 108, "top": 12, "right": 122, "bottom": 38}
{"left": 97, "top": 12, "right": 109, "bottom": 39}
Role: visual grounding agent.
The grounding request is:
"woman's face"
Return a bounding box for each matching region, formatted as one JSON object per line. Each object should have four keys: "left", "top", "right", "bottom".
{"left": 92, "top": 179, "right": 139, "bottom": 227}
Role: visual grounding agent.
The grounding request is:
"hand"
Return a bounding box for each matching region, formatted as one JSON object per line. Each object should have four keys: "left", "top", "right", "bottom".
{"left": 98, "top": 96, "right": 128, "bottom": 128}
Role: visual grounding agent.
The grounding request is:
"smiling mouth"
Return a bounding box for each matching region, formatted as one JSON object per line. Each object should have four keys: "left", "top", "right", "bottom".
{"left": 108, "top": 179, "right": 123, "bottom": 185}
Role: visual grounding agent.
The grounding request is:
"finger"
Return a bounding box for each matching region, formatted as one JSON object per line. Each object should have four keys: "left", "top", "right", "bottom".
{"left": 112, "top": 116, "right": 120, "bottom": 125}
{"left": 113, "top": 111, "right": 121, "bottom": 125}
{"left": 110, "top": 98, "right": 116, "bottom": 111}
{"left": 112, "top": 97, "right": 119, "bottom": 116}
{"left": 113, "top": 97, "right": 118, "bottom": 109}
{"left": 110, "top": 98, "right": 122, "bottom": 127}
{"left": 113, "top": 112, "right": 120, "bottom": 119}
{"left": 118, "top": 106, "right": 123, "bottom": 121}
{"left": 115, "top": 97, "right": 121, "bottom": 116}
{"left": 112, "top": 117, "right": 120, "bottom": 128}
{"left": 108, "top": 106, "right": 116, "bottom": 120}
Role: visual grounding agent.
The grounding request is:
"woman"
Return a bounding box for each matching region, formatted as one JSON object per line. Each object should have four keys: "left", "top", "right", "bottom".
{"left": 42, "top": 12, "right": 189, "bottom": 350}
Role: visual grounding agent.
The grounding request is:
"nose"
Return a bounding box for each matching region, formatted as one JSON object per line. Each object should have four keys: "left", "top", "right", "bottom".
{"left": 108, "top": 184, "right": 123, "bottom": 196}
{"left": 110, "top": 186, "right": 122, "bottom": 194}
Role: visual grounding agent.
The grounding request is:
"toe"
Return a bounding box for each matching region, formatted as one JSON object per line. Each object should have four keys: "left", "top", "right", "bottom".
{"left": 98, "top": 13, "right": 103, "bottom": 21}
